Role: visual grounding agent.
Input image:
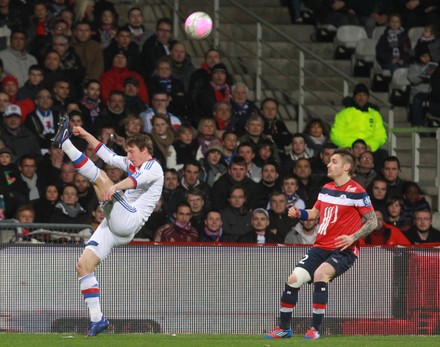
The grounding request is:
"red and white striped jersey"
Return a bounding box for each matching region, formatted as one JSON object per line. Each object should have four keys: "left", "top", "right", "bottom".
{"left": 313, "top": 179, "right": 374, "bottom": 255}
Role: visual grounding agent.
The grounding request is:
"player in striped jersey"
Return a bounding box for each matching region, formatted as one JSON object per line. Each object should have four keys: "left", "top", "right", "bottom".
{"left": 52, "top": 114, "right": 163, "bottom": 336}
{"left": 265, "top": 148, "right": 377, "bottom": 340}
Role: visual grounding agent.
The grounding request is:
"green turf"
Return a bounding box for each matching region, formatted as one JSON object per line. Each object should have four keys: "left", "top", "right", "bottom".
{"left": 1, "top": 334, "right": 440, "bottom": 347}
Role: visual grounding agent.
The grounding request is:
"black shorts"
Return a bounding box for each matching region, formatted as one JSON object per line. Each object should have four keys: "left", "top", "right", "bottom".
{"left": 296, "top": 247, "right": 357, "bottom": 281}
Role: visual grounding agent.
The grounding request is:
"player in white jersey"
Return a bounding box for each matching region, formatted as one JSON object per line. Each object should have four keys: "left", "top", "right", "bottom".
{"left": 52, "top": 114, "right": 163, "bottom": 336}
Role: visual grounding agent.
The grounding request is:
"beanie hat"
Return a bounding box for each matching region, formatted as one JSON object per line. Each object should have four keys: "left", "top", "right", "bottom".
{"left": 1, "top": 75, "right": 19, "bottom": 88}
{"left": 353, "top": 83, "right": 369, "bottom": 97}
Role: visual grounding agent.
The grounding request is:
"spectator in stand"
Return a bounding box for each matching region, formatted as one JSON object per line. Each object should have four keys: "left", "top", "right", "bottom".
{"left": 59, "top": 8, "right": 75, "bottom": 37}
{"left": 303, "top": 118, "right": 329, "bottom": 157}
{"left": 37, "top": 144, "right": 64, "bottom": 185}
{"left": 404, "top": 208, "right": 440, "bottom": 244}
{"left": 0, "top": 30, "right": 38, "bottom": 87}
{"left": 88, "top": 203, "right": 105, "bottom": 231}
{"left": 195, "top": 117, "right": 217, "bottom": 158}
{"left": 384, "top": 196, "right": 411, "bottom": 232}
{"left": 147, "top": 57, "right": 188, "bottom": 119}
{"left": 0, "top": 104, "right": 41, "bottom": 162}
{"left": 141, "top": 17, "right": 176, "bottom": 79}
{"left": 238, "top": 142, "right": 261, "bottom": 183}
{"left": 96, "top": 9, "right": 118, "bottom": 49}
{"left": 193, "top": 63, "right": 232, "bottom": 122}
{"left": 170, "top": 42, "right": 196, "bottom": 93}
{"left": 168, "top": 124, "right": 198, "bottom": 172}
{"left": 238, "top": 208, "right": 275, "bottom": 244}
{"left": 268, "top": 191, "right": 298, "bottom": 244}
{"left": 162, "top": 168, "right": 185, "bottom": 219}
{"left": 135, "top": 196, "right": 169, "bottom": 240}
{"left": 310, "top": 143, "right": 337, "bottom": 183}
{"left": 380, "top": 156, "right": 406, "bottom": 199}
{"left": 1, "top": 75, "right": 35, "bottom": 121}
{"left": 239, "top": 114, "right": 280, "bottom": 164}
{"left": 375, "top": 13, "right": 412, "bottom": 74}
{"left": 150, "top": 114, "right": 174, "bottom": 169}
{"left": 254, "top": 161, "right": 280, "bottom": 209}
{"left": 319, "top": 0, "right": 359, "bottom": 28}
{"left": 188, "top": 48, "right": 233, "bottom": 107}
{"left": 212, "top": 101, "right": 237, "bottom": 140}
{"left": 199, "top": 140, "right": 227, "bottom": 187}
{"left": 402, "top": 181, "right": 431, "bottom": 223}
{"left": 51, "top": 34, "right": 86, "bottom": 89}
{"left": 331, "top": 83, "right": 387, "bottom": 154}
{"left": 394, "top": 0, "right": 438, "bottom": 30}
{"left": 121, "top": 7, "right": 153, "bottom": 50}
{"left": 59, "top": 162, "right": 76, "bottom": 186}
{"left": 154, "top": 201, "right": 198, "bottom": 242}
{"left": 353, "top": 150, "right": 377, "bottom": 189}
{"left": 73, "top": 172, "right": 98, "bottom": 216}
{"left": 47, "top": 0, "right": 67, "bottom": 20}
{"left": 51, "top": 79, "right": 72, "bottom": 115}
{"left": 74, "top": 0, "right": 95, "bottom": 23}
{"left": 407, "top": 44, "right": 433, "bottom": 126}
{"left": 81, "top": 80, "right": 103, "bottom": 127}
{"left": 293, "top": 158, "right": 320, "bottom": 208}
{"left": 32, "top": 183, "right": 60, "bottom": 223}
{"left": 220, "top": 185, "right": 253, "bottom": 242}
{"left": 351, "top": 139, "right": 368, "bottom": 161}
{"left": 41, "top": 51, "right": 67, "bottom": 93}
{"left": 94, "top": 91, "right": 127, "bottom": 137}
{"left": 179, "top": 159, "right": 211, "bottom": 208}
{"left": 96, "top": 125, "right": 125, "bottom": 156}
{"left": 350, "top": 0, "right": 393, "bottom": 38}
{"left": 360, "top": 210, "right": 411, "bottom": 246}
{"left": 72, "top": 21, "right": 104, "bottom": 83}
{"left": 103, "top": 27, "right": 141, "bottom": 74}
{"left": 254, "top": 139, "right": 279, "bottom": 167}
{"left": 27, "top": 2, "right": 50, "bottom": 57}
{"left": 18, "top": 65, "right": 45, "bottom": 101}
{"left": 415, "top": 23, "right": 437, "bottom": 54}
{"left": 282, "top": 173, "right": 306, "bottom": 210}
{"left": 140, "top": 91, "right": 181, "bottom": 134}
{"left": 210, "top": 155, "right": 258, "bottom": 211}
{"left": 368, "top": 177, "right": 388, "bottom": 215}
{"left": 222, "top": 130, "right": 238, "bottom": 166}
{"left": 199, "top": 209, "right": 224, "bottom": 242}
{"left": 121, "top": 114, "right": 143, "bottom": 139}
{"left": 123, "top": 77, "right": 148, "bottom": 115}
{"left": 281, "top": 133, "right": 313, "bottom": 176}
{"left": 49, "top": 183, "right": 88, "bottom": 224}
{"left": 231, "top": 82, "right": 260, "bottom": 136}
{"left": 103, "top": 163, "right": 126, "bottom": 184}
{"left": 186, "top": 187, "right": 208, "bottom": 235}
{"left": 25, "top": 88, "right": 61, "bottom": 153}
{"left": 99, "top": 52, "right": 148, "bottom": 105}
{"left": 285, "top": 218, "right": 319, "bottom": 245}
{"left": 14, "top": 155, "right": 47, "bottom": 202}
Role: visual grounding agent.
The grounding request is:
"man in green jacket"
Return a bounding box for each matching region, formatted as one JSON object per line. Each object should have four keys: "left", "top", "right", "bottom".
{"left": 330, "top": 83, "right": 387, "bottom": 152}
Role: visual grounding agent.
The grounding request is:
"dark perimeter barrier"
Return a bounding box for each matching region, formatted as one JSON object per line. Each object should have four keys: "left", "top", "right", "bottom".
{"left": 0, "top": 239, "right": 439, "bottom": 335}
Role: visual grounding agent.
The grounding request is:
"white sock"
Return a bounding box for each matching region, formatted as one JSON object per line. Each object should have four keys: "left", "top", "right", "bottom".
{"left": 62, "top": 139, "right": 100, "bottom": 182}
{"left": 79, "top": 273, "right": 103, "bottom": 322}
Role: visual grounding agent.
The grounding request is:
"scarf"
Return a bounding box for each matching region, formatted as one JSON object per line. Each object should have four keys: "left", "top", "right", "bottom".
{"left": 211, "top": 81, "right": 231, "bottom": 102}
{"left": 203, "top": 226, "right": 223, "bottom": 241}
{"left": 387, "top": 27, "right": 404, "bottom": 60}
{"left": 81, "top": 96, "right": 101, "bottom": 121}
{"left": 21, "top": 174, "right": 39, "bottom": 200}
{"left": 201, "top": 62, "right": 211, "bottom": 75}
{"left": 55, "top": 201, "right": 86, "bottom": 218}
{"left": 232, "top": 101, "right": 249, "bottom": 117}
{"left": 159, "top": 78, "right": 172, "bottom": 94}
{"left": 197, "top": 134, "right": 215, "bottom": 156}
{"left": 151, "top": 132, "right": 174, "bottom": 159}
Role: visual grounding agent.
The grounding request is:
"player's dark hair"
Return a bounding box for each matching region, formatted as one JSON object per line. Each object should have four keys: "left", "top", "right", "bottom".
{"left": 333, "top": 147, "right": 357, "bottom": 176}
{"left": 126, "top": 133, "right": 154, "bottom": 155}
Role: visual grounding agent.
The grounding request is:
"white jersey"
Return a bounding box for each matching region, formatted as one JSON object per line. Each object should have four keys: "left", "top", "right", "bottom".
{"left": 95, "top": 143, "right": 164, "bottom": 225}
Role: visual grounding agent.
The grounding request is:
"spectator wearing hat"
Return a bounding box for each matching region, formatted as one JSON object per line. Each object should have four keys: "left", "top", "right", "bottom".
{"left": 103, "top": 27, "right": 142, "bottom": 74}
{"left": 330, "top": 83, "right": 387, "bottom": 153}
{"left": 0, "top": 104, "right": 41, "bottom": 163}
{"left": 0, "top": 30, "right": 38, "bottom": 87}
{"left": 1, "top": 75, "right": 35, "bottom": 121}
{"left": 99, "top": 51, "right": 149, "bottom": 105}
{"left": 192, "top": 62, "right": 232, "bottom": 122}
{"left": 199, "top": 139, "right": 228, "bottom": 187}
{"left": 123, "top": 76, "right": 148, "bottom": 115}
{"left": 238, "top": 207, "right": 275, "bottom": 244}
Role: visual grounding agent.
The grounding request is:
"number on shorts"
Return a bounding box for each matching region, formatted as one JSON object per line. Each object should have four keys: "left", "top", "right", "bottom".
{"left": 298, "top": 253, "right": 309, "bottom": 265}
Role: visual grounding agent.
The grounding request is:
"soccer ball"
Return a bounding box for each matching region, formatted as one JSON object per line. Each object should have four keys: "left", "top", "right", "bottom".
{"left": 184, "top": 12, "right": 213, "bottom": 40}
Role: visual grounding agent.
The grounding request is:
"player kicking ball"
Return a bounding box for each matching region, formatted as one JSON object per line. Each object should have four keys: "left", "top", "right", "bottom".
{"left": 52, "top": 113, "right": 163, "bottom": 336}
{"left": 265, "top": 148, "right": 377, "bottom": 340}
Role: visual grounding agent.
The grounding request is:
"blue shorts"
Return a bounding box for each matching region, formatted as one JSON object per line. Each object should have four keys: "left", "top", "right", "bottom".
{"left": 296, "top": 247, "right": 357, "bottom": 281}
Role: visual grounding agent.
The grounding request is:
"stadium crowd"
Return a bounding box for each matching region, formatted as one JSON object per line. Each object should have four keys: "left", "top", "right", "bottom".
{"left": 0, "top": 0, "right": 439, "bottom": 246}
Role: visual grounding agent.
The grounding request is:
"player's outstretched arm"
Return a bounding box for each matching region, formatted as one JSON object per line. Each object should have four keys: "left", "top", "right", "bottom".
{"left": 72, "top": 126, "right": 100, "bottom": 149}
{"left": 288, "top": 206, "right": 319, "bottom": 220}
{"left": 335, "top": 211, "right": 378, "bottom": 250}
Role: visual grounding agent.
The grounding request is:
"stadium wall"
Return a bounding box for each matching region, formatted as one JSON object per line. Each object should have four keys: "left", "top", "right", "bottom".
{"left": 0, "top": 244, "right": 439, "bottom": 335}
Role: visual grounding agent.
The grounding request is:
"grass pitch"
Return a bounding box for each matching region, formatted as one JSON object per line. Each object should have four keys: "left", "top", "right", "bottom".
{"left": 1, "top": 334, "right": 440, "bottom": 347}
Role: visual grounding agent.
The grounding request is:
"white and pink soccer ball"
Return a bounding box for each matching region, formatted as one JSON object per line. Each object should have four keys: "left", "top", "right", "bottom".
{"left": 184, "top": 12, "right": 213, "bottom": 40}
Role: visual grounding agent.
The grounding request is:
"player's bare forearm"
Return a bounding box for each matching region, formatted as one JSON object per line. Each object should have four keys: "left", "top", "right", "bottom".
{"left": 353, "top": 211, "right": 378, "bottom": 241}
{"left": 335, "top": 211, "right": 377, "bottom": 250}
